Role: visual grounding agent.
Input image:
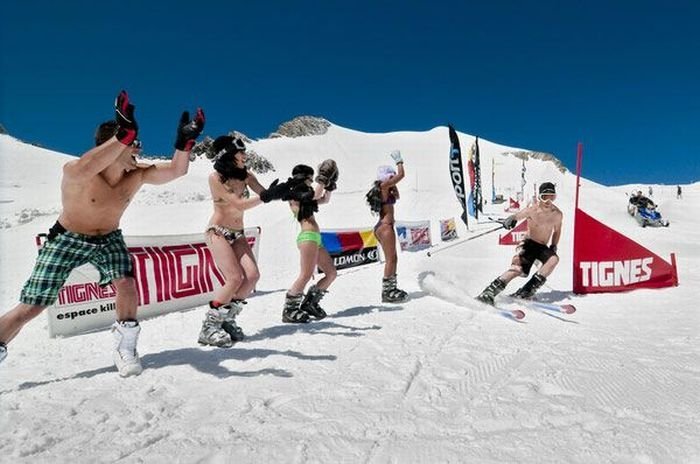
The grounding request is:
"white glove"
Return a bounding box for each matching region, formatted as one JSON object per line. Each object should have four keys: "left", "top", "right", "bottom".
{"left": 390, "top": 150, "right": 403, "bottom": 165}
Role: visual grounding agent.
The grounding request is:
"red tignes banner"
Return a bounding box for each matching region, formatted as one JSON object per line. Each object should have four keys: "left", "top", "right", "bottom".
{"left": 498, "top": 220, "right": 528, "bottom": 245}
{"left": 573, "top": 208, "right": 678, "bottom": 294}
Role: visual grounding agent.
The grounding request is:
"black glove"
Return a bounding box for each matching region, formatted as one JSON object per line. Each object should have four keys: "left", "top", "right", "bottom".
{"left": 114, "top": 90, "right": 138, "bottom": 145}
{"left": 175, "top": 108, "right": 206, "bottom": 151}
{"left": 503, "top": 216, "right": 517, "bottom": 230}
{"left": 315, "top": 159, "right": 338, "bottom": 186}
{"left": 549, "top": 244, "right": 558, "bottom": 254}
{"left": 324, "top": 180, "right": 337, "bottom": 192}
{"left": 259, "top": 179, "right": 290, "bottom": 203}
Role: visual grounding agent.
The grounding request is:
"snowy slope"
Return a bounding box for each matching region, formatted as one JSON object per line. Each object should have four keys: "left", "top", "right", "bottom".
{"left": 0, "top": 130, "right": 698, "bottom": 463}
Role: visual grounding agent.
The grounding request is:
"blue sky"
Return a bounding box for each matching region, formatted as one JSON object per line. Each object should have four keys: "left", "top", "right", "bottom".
{"left": 1, "top": 0, "right": 698, "bottom": 185}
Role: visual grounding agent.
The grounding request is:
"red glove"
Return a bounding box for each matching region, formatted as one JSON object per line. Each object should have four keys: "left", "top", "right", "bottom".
{"left": 175, "top": 108, "right": 206, "bottom": 151}
{"left": 114, "top": 90, "right": 138, "bottom": 146}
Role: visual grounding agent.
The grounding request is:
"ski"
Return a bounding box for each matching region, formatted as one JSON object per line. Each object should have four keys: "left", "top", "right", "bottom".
{"left": 472, "top": 298, "right": 526, "bottom": 321}
{"left": 499, "top": 295, "right": 576, "bottom": 315}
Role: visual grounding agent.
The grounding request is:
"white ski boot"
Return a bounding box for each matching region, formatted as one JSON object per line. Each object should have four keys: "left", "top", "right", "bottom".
{"left": 111, "top": 321, "right": 143, "bottom": 377}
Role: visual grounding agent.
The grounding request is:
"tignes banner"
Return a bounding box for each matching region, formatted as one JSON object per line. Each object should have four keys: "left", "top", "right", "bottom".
{"left": 498, "top": 220, "right": 528, "bottom": 245}
{"left": 320, "top": 227, "right": 379, "bottom": 271}
{"left": 40, "top": 228, "right": 261, "bottom": 337}
{"left": 573, "top": 208, "right": 678, "bottom": 293}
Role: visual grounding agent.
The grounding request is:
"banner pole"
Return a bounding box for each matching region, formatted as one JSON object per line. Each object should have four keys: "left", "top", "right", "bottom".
{"left": 574, "top": 142, "right": 583, "bottom": 210}
{"left": 572, "top": 142, "right": 583, "bottom": 294}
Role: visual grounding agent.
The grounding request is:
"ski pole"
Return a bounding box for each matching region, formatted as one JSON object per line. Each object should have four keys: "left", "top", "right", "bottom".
{"left": 426, "top": 225, "right": 504, "bottom": 257}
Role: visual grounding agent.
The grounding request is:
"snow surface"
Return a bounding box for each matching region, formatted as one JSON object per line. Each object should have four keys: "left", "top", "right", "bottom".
{"left": 1, "top": 130, "right": 698, "bottom": 463}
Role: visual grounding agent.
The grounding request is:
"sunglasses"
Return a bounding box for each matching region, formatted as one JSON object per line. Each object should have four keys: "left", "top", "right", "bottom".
{"left": 131, "top": 139, "right": 142, "bottom": 149}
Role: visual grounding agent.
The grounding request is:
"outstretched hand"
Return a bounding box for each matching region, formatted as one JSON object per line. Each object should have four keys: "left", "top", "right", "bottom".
{"left": 259, "top": 179, "right": 291, "bottom": 203}
{"left": 175, "top": 108, "right": 206, "bottom": 151}
{"left": 502, "top": 216, "right": 517, "bottom": 230}
{"left": 114, "top": 90, "right": 138, "bottom": 145}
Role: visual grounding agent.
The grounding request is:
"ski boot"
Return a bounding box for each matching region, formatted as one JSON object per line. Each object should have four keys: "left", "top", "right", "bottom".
{"left": 282, "top": 293, "right": 311, "bottom": 323}
{"left": 300, "top": 285, "right": 328, "bottom": 320}
{"left": 111, "top": 320, "right": 143, "bottom": 377}
{"left": 382, "top": 274, "right": 408, "bottom": 303}
{"left": 221, "top": 300, "right": 246, "bottom": 343}
{"left": 198, "top": 302, "right": 234, "bottom": 348}
{"left": 476, "top": 277, "right": 507, "bottom": 305}
{"left": 511, "top": 273, "right": 546, "bottom": 299}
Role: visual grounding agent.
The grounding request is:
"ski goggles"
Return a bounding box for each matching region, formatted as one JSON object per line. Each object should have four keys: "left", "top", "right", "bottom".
{"left": 131, "top": 139, "right": 142, "bottom": 149}
{"left": 538, "top": 193, "right": 556, "bottom": 203}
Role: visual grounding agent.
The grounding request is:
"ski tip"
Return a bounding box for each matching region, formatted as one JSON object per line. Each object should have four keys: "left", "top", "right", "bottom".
{"left": 512, "top": 310, "right": 526, "bottom": 320}
{"left": 561, "top": 305, "right": 576, "bottom": 314}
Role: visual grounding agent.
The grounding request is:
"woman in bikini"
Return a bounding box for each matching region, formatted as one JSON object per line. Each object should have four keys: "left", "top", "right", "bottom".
{"left": 281, "top": 161, "right": 338, "bottom": 323}
{"left": 366, "top": 150, "right": 408, "bottom": 303}
{"left": 199, "top": 135, "right": 286, "bottom": 347}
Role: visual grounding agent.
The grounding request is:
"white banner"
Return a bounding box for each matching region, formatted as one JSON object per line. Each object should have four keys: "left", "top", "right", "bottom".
{"left": 43, "top": 228, "right": 261, "bottom": 338}
{"left": 395, "top": 220, "right": 432, "bottom": 251}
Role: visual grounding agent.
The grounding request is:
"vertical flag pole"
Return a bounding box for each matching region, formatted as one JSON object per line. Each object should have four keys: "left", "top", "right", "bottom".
{"left": 572, "top": 142, "right": 583, "bottom": 293}
{"left": 574, "top": 142, "right": 583, "bottom": 210}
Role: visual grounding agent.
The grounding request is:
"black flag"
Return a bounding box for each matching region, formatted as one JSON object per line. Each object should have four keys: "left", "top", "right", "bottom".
{"left": 448, "top": 125, "right": 469, "bottom": 226}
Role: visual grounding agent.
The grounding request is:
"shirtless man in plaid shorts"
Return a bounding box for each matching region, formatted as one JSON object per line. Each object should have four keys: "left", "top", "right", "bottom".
{"left": 0, "top": 91, "right": 205, "bottom": 377}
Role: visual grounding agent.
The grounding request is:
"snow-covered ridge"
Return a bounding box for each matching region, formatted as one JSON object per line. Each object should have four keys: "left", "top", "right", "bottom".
{"left": 1, "top": 129, "right": 698, "bottom": 462}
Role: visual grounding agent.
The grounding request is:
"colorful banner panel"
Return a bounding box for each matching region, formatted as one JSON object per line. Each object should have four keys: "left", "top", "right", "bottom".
{"left": 320, "top": 227, "right": 379, "bottom": 271}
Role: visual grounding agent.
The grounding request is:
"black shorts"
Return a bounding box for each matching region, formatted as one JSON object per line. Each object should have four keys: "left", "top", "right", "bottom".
{"left": 514, "top": 239, "right": 556, "bottom": 276}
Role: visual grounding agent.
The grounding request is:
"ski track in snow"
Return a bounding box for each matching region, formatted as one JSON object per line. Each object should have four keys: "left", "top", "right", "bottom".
{"left": 1, "top": 132, "right": 699, "bottom": 463}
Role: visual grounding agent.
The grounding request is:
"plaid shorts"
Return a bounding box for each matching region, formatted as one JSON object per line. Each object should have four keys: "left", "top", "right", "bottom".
{"left": 20, "top": 225, "right": 133, "bottom": 306}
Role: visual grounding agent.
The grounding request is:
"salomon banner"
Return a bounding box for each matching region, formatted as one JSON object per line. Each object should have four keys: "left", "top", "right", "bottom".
{"left": 498, "top": 220, "right": 528, "bottom": 245}
{"left": 573, "top": 208, "right": 678, "bottom": 293}
{"left": 320, "top": 228, "right": 379, "bottom": 271}
{"left": 448, "top": 125, "right": 469, "bottom": 227}
{"left": 440, "top": 218, "right": 458, "bottom": 241}
{"left": 42, "top": 228, "right": 262, "bottom": 337}
{"left": 396, "top": 220, "right": 432, "bottom": 251}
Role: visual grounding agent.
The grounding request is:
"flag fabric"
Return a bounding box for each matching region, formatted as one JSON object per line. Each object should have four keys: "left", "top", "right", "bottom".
{"left": 498, "top": 220, "right": 528, "bottom": 245}
{"left": 440, "top": 218, "right": 458, "bottom": 241}
{"left": 395, "top": 220, "right": 432, "bottom": 251}
{"left": 448, "top": 125, "right": 469, "bottom": 226}
{"left": 320, "top": 227, "right": 379, "bottom": 271}
{"left": 573, "top": 208, "right": 678, "bottom": 293}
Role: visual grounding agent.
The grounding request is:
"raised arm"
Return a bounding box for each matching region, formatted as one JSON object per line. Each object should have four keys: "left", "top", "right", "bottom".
{"left": 143, "top": 108, "right": 205, "bottom": 185}
{"left": 246, "top": 172, "right": 265, "bottom": 195}
{"left": 63, "top": 90, "right": 138, "bottom": 182}
{"left": 379, "top": 150, "right": 405, "bottom": 189}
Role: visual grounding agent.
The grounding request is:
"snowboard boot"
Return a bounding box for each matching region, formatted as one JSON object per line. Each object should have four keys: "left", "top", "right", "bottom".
{"left": 111, "top": 320, "right": 143, "bottom": 377}
{"left": 198, "top": 303, "right": 234, "bottom": 348}
{"left": 511, "top": 273, "right": 546, "bottom": 299}
{"left": 221, "top": 300, "right": 245, "bottom": 343}
{"left": 300, "top": 285, "right": 328, "bottom": 320}
{"left": 382, "top": 274, "right": 409, "bottom": 303}
{"left": 0, "top": 342, "right": 7, "bottom": 365}
{"left": 282, "top": 293, "right": 311, "bottom": 323}
{"left": 476, "top": 277, "right": 507, "bottom": 305}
